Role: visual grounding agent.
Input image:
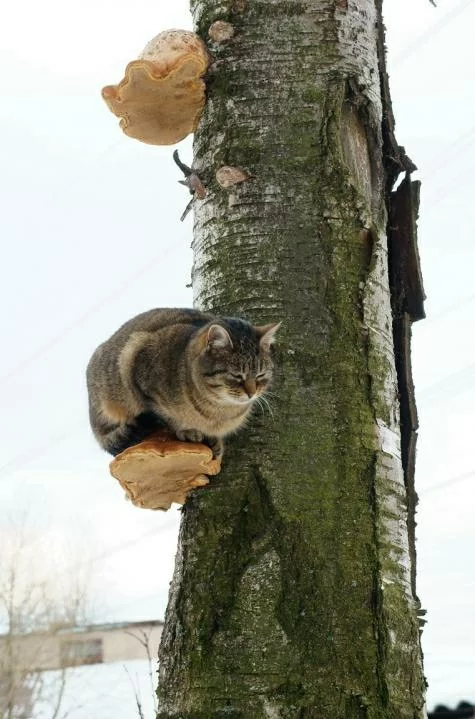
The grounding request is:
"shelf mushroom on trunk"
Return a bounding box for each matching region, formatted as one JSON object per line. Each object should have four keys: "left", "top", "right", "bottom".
{"left": 102, "top": 30, "right": 211, "bottom": 145}
{"left": 110, "top": 431, "right": 222, "bottom": 511}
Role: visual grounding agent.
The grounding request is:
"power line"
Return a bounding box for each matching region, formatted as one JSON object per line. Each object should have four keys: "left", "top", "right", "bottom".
{"left": 4, "top": 520, "right": 180, "bottom": 598}
{"left": 109, "top": 591, "right": 167, "bottom": 616}
{"left": 417, "top": 362, "right": 475, "bottom": 405}
{"left": 0, "top": 236, "right": 182, "bottom": 389}
{"left": 418, "top": 292, "right": 475, "bottom": 326}
{"left": 392, "top": 0, "right": 474, "bottom": 67}
{"left": 51, "top": 518, "right": 180, "bottom": 585}
{"left": 39, "top": 138, "right": 123, "bottom": 215}
{"left": 422, "top": 123, "right": 475, "bottom": 177}
{"left": 420, "top": 468, "right": 475, "bottom": 494}
{"left": 0, "top": 426, "right": 79, "bottom": 481}
{"left": 84, "top": 524, "right": 176, "bottom": 570}
{"left": 412, "top": 117, "right": 475, "bottom": 208}
{"left": 423, "top": 158, "right": 475, "bottom": 205}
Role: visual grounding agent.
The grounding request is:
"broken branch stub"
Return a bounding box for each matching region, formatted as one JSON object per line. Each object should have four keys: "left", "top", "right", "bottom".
{"left": 109, "top": 431, "right": 221, "bottom": 510}
{"left": 101, "top": 30, "right": 212, "bottom": 145}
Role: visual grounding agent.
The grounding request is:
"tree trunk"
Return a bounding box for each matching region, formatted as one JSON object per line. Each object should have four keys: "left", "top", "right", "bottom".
{"left": 158, "top": 1, "right": 426, "bottom": 717}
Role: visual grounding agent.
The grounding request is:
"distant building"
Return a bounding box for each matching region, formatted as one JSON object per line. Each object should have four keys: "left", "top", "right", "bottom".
{"left": 0, "top": 619, "right": 163, "bottom": 672}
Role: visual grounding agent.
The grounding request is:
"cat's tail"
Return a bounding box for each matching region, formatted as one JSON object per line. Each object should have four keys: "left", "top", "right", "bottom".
{"left": 90, "top": 410, "right": 167, "bottom": 456}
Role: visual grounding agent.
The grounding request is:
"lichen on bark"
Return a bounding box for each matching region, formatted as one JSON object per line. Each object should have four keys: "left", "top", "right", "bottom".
{"left": 157, "top": 1, "right": 426, "bottom": 717}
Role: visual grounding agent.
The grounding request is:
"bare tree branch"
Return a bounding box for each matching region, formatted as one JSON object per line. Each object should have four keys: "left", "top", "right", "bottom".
{"left": 124, "top": 628, "right": 158, "bottom": 713}
{"left": 50, "top": 668, "right": 68, "bottom": 719}
{"left": 124, "top": 665, "right": 145, "bottom": 719}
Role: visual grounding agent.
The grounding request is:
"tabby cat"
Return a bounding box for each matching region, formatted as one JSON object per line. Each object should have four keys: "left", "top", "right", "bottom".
{"left": 86, "top": 308, "right": 280, "bottom": 458}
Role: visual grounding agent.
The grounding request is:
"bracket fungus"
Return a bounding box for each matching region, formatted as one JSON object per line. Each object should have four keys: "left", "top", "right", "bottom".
{"left": 101, "top": 30, "right": 211, "bottom": 145}
{"left": 109, "top": 431, "right": 221, "bottom": 510}
{"left": 216, "top": 165, "right": 253, "bottom": 188}
{"left": 208, "top": 21, "right": 235, "bottom": 44}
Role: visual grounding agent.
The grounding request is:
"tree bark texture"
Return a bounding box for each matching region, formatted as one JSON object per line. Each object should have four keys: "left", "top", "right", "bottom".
{"left": 158, "top": 1, "right": 426, "bottom": 717}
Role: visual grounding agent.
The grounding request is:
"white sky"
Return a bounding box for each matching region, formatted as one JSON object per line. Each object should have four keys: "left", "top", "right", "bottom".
{"left": 1, "top": 0, "right": 474, "bottom": 712}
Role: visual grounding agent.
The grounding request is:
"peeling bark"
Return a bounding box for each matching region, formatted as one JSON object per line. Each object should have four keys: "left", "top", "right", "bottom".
{"left": 158, "top": 1, "right": 426, "bottom": 717}
{"left": 388, "top": 176, "right": 425, "bottom": 599}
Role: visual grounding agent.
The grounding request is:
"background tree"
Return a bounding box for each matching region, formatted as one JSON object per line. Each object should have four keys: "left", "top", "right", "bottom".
{"left": 158, "top": 0, "right": 426, "bottom": 716}
{"left": 0, "top": 518, "right": 94, "bottom": 719}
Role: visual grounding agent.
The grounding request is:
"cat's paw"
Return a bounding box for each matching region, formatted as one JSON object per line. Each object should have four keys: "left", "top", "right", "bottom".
{"left": 176, "top": 429, "right": 204, "bottom": 444}
{"left": 207, "top": 436, "right": 224, "bottom": 460}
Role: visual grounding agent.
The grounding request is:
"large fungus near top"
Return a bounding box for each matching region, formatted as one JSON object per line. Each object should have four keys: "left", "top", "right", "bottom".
{"left": 102, "top": 30, "right": 211, "bottom": 145}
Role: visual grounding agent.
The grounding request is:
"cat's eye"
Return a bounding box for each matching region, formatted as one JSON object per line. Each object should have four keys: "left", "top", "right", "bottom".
{"left": 256, "top": 373, "right": 267, "bottom": 381}
{"left": 228, "top": 373, "right": 245, "bottom": 381}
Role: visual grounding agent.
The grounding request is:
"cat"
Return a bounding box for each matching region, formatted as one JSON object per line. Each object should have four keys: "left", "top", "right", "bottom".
{"left": 86, "top": 308, "right": 280, "bottom": 458}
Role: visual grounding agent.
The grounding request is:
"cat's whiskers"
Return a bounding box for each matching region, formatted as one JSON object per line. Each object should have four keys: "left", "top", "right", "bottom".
{"left": 253, "top": 396, "right": 265, "bottom": 416}
{"left": 255, "top": 394, "right": 274, "bottom": 419}
{"left": 225, "top": 394, "right": 252, "bottom": 407}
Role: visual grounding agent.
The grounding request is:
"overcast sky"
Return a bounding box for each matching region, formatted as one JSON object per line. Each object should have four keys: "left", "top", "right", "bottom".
{"left": 1, "top": 0, "right": 475, "bottom": 712}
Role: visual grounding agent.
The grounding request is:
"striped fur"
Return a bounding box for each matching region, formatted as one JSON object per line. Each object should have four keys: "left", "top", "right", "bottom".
{"left": 86, "top": 308, "right": 279, "bottom": 457}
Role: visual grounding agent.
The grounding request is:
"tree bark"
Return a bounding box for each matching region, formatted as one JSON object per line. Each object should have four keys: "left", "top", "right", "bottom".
{"left": 158, "top": 1, "right": 426, "bottom": 717}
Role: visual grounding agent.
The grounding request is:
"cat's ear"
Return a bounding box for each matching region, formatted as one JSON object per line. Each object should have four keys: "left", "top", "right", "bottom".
{"left": 206, "top": 324, "right": 233, "bottom": 350}
{"left": 255, "top": 322, "right": 281, "bottom": 350}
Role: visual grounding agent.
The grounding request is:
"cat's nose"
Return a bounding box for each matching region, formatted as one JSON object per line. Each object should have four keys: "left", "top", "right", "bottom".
{"left": 243, "top": 379, "right": 256, "bottom": 398}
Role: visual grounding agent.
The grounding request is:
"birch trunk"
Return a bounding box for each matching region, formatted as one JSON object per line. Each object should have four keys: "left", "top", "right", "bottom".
{"left": 158, "top": 0, "right": 426, "bottom": 716}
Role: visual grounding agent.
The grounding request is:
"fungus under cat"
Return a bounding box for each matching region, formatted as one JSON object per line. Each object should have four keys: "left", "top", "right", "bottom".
{"left": 86, "top": 308, "right": 280, "bottom": 459}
